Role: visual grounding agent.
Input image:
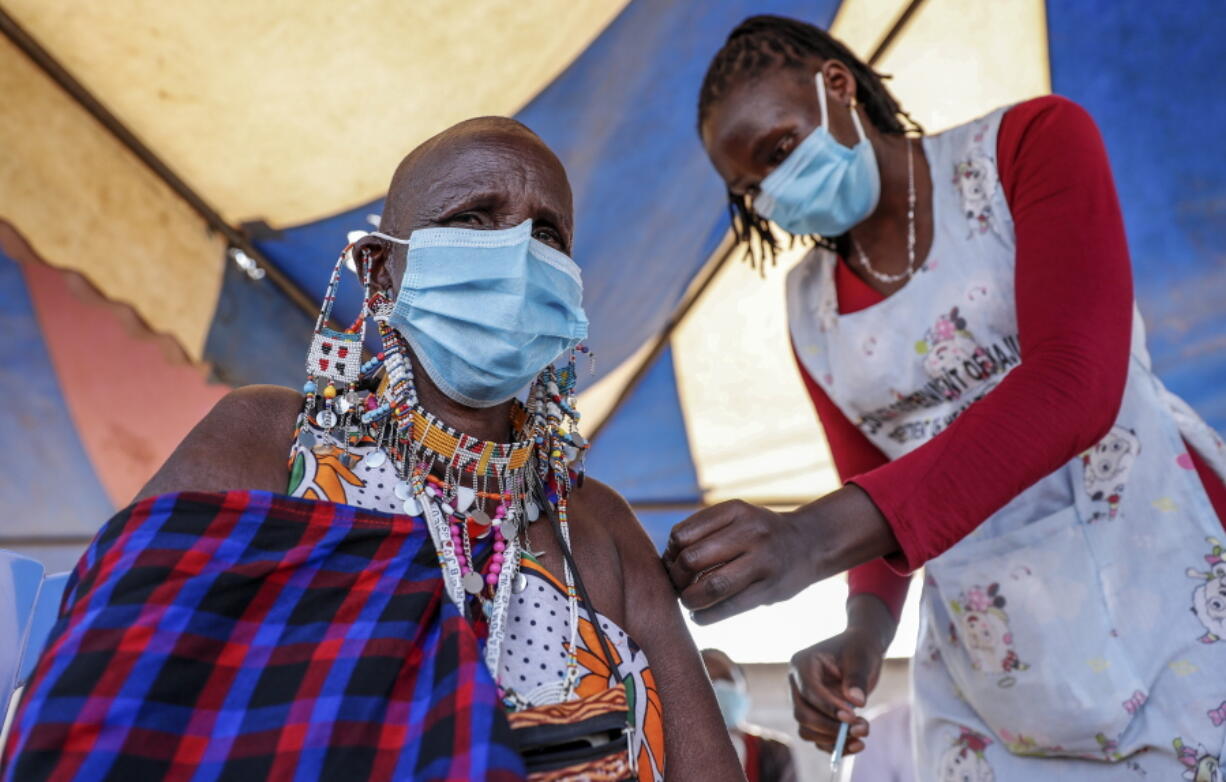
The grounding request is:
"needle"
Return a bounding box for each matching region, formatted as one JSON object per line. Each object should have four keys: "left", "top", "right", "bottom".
{"left": 830, "top": 719, "right": 851, "bottom": 780}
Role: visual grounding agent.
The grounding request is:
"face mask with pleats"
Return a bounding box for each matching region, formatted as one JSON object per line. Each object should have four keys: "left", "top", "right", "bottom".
{"left": 711, "top": 678, "right": 752, "bottom": 729}
{"left": 376, "top": 220, "right": 588, "bottom": 407}
{"left": 753, "top": 72, "right": 882, "bottom": 237}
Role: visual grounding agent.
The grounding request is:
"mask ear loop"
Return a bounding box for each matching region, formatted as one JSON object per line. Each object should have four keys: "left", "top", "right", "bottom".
{"left": 815, "top": 71, "right": 867, "bottom": 145}
{"left": 369, "top": 231, "right": 410, "bottom": 245}
{"left": 815, "top": 70, "right": 829, "bottom": 130}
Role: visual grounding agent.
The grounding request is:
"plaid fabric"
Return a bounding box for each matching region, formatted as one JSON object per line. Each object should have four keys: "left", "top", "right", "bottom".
{"left": 1, "top": 491, "right": 526, "bottom": 782}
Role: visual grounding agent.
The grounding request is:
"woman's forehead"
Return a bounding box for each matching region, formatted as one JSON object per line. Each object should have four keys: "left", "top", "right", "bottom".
{"left": 385, "top": 128, "right": 573, "bottom": 231}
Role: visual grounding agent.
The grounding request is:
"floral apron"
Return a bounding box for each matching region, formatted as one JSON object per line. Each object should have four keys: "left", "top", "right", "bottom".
{"left": 788, "top": 107, "right": 1226, "bottom": 780}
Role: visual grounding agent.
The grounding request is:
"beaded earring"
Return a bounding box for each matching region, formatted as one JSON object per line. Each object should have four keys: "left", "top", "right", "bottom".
{"left": 376, "top": 294, "right": 420, "bottom": 480}
{"left": 524, "top": 346, "right": 592, "bottom": 697}
{"left": 527, "top": 348, "right": 591, "bottom": 486}
{"left": 303, "top": 245, "right": 374, "bottom": 433}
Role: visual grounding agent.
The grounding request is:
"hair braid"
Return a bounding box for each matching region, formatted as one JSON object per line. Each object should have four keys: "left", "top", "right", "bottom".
{"left": 698, "top": 14, "right": 922, "bottom": 268}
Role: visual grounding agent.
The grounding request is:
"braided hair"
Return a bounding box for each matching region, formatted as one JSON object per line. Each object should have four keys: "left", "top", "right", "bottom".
{"left": 697, "top": 15, "right": 921, "bottom": 268}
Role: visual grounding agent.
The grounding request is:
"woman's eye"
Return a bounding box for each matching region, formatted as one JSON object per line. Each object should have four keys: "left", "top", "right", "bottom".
{"left": 532, "top": 227, "right": 563, "bottom": 247}
{"left": 768, "top": 135, "right": 796, "bottom": 166}
{"left": 449, "top": 212, "right": 482, "bottom": 225}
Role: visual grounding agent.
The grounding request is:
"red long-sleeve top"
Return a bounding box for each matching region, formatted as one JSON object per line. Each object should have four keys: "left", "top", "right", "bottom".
{"left": 791, "top": 96, "right": 1226, "bottom": 621}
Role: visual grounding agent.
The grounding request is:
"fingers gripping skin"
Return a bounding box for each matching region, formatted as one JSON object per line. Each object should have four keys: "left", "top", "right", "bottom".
{"left": 662, "top": 501, "right": 740, "bottom": 577}
{"left": 662, "top": 500, "right": 819, "bottom": 624}
{"left": 662, "top": 488, "right": 899, "bottom": 625}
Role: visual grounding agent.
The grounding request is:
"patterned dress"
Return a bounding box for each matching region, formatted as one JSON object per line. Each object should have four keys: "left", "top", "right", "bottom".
{"left": 287, "top": 414, "right": 666, "bottom": 781}
{"left": 789, "top": 105, "right": 1226, "bottom": 779}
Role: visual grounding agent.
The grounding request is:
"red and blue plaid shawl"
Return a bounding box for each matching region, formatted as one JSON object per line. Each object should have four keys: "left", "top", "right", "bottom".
{"left": 2, "top": 491, "right": 526, "bottom": 781}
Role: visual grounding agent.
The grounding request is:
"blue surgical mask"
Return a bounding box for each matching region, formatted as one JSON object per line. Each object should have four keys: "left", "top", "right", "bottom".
{"left": 711, "top": 679, "right": 751, "bottom": 729}
{"left": 376, "top": 220, "right": 588, "bottom": 407}
{"left": 753, "top": 73, "right": 881, "bottom": 237}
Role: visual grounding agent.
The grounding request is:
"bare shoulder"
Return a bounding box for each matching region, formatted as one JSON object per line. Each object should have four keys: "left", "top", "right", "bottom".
{"left": 570, "top": 475, "right": 681, "bottom": 617}
{"left": 135, "top": 385, "right": 303, "bottom": 503}
{"left": 570, "top": 476, "right": 657, "bottom": 563}
{"left": 202, "top": 384, "right": 303, "bottom": 430}
{"left": 570, "top": 476, "right": 633, "bottom": 519}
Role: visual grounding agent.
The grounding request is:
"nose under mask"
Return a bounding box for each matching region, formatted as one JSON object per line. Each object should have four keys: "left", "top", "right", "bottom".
{"left": 752, "top": 72, "right": 882, "bottom": 237}
{"left": 374, "top": 220, "right": 589, "bottom": 408}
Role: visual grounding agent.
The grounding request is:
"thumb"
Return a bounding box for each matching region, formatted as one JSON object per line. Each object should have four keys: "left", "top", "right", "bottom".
{"left": 840, "top": 640, "right": 879, "bottom": 708}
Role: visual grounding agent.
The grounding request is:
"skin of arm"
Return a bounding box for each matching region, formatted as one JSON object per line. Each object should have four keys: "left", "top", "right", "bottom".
{"left": 135, "top": 385, "right": 302, "bottom": 502}
{"left": 570, "top": 478, "right": 746, "bottom": 782}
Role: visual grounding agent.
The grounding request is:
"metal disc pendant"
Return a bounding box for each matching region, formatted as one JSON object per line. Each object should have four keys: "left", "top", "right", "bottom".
{"left": 525, "top": 501, "right": 541, "bottom": 522}
{"left": 501, "top": 516, "right": 520, "bottom": 539}
{"left": 402, "top": 496, "right": 422, "bottom": 516}
{"left": 513, "top": 572, "right": 529, "bottom": 594}
{"left": 456, "top": 486, "right": 476, "bottom": 512}
{"left": 462, "top": 572, "right": 485, "bottom": 594}
{"left": 299, "top": 429, "right": 317, "bottom": 448}
{"left": 316, "top": 409, "right": 337, "bottom": 429}
{"left": 469, "top": 508, "right": 492, "bottom": 527}
{"left": 362, "top": 451, "right": 387, "bottom": 469}
{"left": 394, "top": 481, "right": 412, "bottom": 500}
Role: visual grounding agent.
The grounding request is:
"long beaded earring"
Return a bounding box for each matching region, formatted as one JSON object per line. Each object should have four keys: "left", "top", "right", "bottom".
{"left": 361, "top": 287, "right": 417, "bottom": 475}
{"left": 525, "top": 346, "right": 592, "bottom": 699}
{"left": 304, "top": 245, "right": 374, "bottom": 436}
{"left": 527, "top": 347, "right": 591, "bottom": 485}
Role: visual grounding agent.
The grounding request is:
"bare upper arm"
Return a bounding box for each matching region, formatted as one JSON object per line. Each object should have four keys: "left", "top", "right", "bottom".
{"left": 135, "top": 384, "right": 302, "bottom": 503}
{"left": 572, "top": 478, "right": 745, "bottom": 781}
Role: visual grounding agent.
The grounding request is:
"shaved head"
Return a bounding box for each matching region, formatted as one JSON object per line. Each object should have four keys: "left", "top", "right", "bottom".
{"left": 359, "top": 116, "right": 574, "bottom": 295}
{"left": 381, "top": 117, "right": 561, "bottom": 231}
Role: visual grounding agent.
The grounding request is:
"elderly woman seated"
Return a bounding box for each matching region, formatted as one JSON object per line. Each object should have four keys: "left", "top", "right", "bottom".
{"left": 2, "top": 118, "right": 743, "bottom": 782}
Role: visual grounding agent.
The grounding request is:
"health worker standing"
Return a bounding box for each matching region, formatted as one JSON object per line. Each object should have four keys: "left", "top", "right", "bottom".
{"left": 664, "top": 14, "right": 1226, "bottom": 780}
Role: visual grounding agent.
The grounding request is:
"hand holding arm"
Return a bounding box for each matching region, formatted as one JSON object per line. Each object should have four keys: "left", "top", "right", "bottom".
{"left": 662, "top": 485, "right": 899, "bottom": 624}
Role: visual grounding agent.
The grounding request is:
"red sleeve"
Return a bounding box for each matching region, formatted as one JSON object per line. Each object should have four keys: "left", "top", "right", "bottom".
{"left": 853, "top": 95, "right": 1133, "bottom": 570}
{"left": 792, "top": 347, "right": 911, "bottom": 621}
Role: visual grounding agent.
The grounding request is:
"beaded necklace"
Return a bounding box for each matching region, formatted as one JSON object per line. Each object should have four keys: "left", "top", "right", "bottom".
{"left": 302, "top": 245, "right": 591, "bottom": 700}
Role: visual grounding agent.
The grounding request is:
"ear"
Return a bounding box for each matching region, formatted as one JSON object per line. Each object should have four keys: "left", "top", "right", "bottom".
{"left": 820, "top": 60, "right": 858, "bottom": 107}
{"left": 353, "top": 234, "right": 399, "bottom": 293}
